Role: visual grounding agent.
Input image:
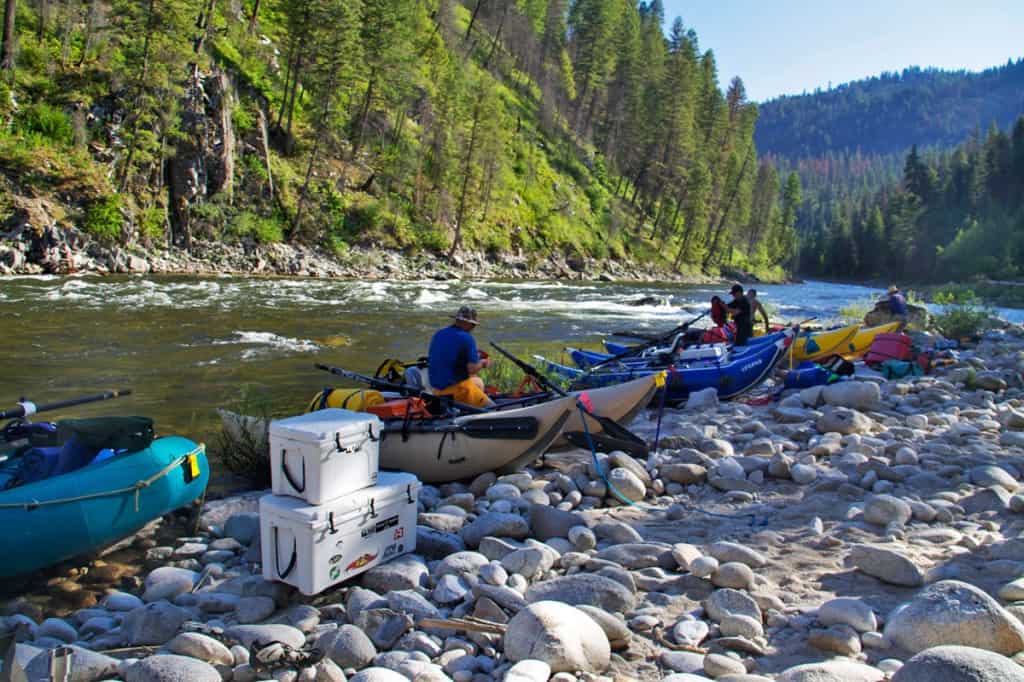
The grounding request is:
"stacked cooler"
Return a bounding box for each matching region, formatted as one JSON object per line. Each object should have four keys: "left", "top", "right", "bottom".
{"left": 258, "top": 409, "right": 421, "bottom": 595}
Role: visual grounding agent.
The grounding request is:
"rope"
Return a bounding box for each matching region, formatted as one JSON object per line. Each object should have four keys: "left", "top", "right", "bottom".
{"left": 0, "top": 444, "right": 205, "bottom": 512}
{"left": 577, "top": 404, "right": 765, "bottom": 526}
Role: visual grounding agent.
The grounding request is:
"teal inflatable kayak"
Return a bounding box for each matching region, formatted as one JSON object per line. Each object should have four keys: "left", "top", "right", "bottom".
{"left": 0, "top": 435, "right": 209, "bottom": 578}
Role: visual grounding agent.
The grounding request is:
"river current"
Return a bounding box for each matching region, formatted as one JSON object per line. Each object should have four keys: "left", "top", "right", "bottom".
{"left": 2, "top": 275, "right": 1021, "bottom": 443}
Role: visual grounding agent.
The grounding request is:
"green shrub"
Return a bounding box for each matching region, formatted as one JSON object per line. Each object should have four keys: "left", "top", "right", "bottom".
{"left": 139, "top": 207, "right": 166, "bottom": 241}
{"left": 83, "top": 195, "right": 123, "bottom": 241}
{"left": 931, "top": 288, "right": 994, "bottom": 340}
{"left": 15, "top": 103, "right": 73, "bottom": 146}
{"left": 229, "top": 210, "right": 284, "bottom": 243}
{"left": 232, "top": 105, "right": 255, "bottom": 134}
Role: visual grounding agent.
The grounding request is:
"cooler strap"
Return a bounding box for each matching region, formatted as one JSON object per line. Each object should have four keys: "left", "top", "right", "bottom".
{"left": 280, "top": 450, "right": 306, "bottom": 493}
{"left": 273, "top": 526, "right": 297, "bottom": 579}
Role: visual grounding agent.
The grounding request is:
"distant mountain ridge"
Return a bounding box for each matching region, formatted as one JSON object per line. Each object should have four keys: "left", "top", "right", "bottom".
{"left": 756, "top": 60, "right": 1024, "bottom": 158}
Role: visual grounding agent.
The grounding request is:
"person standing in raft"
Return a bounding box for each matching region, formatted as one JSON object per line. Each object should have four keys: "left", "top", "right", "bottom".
{"left": 710, "top": 295, "right": 728, "bottom": 327}
{"left": 428, "top": 306, "right": 496, "bottom": 408}
{"left": 886, "top": 285, "right": 909, "bottom": 330}
{"left": 747, "top": 288, "right": 770, "bottom": 334}
{"left": 726, "top": 284, "right": 754, "bottom": 346}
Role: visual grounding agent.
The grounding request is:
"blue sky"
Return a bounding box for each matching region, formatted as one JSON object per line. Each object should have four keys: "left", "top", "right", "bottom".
{"left": 662, "top": 0, "right": 1024, "bottom": 102}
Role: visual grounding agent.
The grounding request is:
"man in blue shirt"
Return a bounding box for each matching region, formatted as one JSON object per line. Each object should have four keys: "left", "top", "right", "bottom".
{"left": 428, "top": 306, "right": 495, "bottom": 408}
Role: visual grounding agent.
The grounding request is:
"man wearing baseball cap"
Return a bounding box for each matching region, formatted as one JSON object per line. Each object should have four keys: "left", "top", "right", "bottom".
{"left": 427, "top": 305, "right": 495, "bottom": 408}
{"left": 725, "top": 284, "right": 753, "bottom": 346}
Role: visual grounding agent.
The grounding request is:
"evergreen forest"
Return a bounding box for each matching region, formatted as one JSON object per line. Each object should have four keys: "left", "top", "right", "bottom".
{"left": 0, "top": 0, "right": 803, "bottom": 278}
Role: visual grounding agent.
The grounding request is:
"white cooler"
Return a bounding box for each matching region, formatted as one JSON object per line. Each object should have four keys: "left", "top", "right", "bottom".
{"left": 259, "top": 471, "right": 421, "bottom": 595}
{"left": 269, "top": 409, "right": 381, "bottom": 504}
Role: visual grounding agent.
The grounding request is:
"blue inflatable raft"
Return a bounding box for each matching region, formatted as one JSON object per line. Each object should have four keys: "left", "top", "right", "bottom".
{"left": 0, "top": 435, "right": 209, "bottom": 578}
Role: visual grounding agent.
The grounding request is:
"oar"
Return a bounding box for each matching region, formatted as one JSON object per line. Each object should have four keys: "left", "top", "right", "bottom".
{"left": 0, "top": 389, "right": 132, "bottom": 420}
{"left": 314, "top": 364, "right": 488, "bottom": 415}
{"left": 588, "top": 311, "right": 709, "bottom": 372}
{"left": 489, "top": 342, "right": 647, "bottom": 453}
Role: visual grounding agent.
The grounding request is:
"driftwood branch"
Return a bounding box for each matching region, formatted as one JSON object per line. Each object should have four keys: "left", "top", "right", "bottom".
{"left": 418, "top": 617, "right": 507, "bottom": 635}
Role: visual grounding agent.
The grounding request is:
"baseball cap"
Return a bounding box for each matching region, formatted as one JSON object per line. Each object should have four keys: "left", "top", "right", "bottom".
{"left": 453, "top": 306, "right": 479, "bottom": 325}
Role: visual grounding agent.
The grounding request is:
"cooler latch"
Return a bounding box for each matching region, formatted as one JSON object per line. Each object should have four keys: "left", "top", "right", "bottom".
{"left": 328, "top": 511, "right": 338, "bottom": 534}
{"left": 369, "top": 498, "right": 378, "bottom": 519}
{"left": 405, "top": 485, "right": 413, "bottom": 504}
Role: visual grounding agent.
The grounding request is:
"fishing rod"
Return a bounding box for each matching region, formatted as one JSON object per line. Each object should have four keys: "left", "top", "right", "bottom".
{"left": 0, "top": 389, "right": 132, "bottom": 421}
{"left": 314, "top": 364, "right": 487, "bottom": 415}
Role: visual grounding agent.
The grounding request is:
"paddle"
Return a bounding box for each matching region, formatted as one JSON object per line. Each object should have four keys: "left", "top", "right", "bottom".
{"left": 587, "top": 311, "right": 709, "bottom": 372}
{"left": 314, "top": 363, "right": 488, "bottom": 415}
{"left": 489, "top": 341, "right": 648, "bottom": 456}
{"left": 0, "top": 389, "right": 132, "bottom": 421}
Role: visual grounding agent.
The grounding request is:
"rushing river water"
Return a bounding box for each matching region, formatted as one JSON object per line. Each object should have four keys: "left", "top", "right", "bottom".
{"left": 2, "top": 275, "right": 1022, "bottom": 447}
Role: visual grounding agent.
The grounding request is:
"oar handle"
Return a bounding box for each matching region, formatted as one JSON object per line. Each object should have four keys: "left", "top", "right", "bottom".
{"left": 0, "top": 389, "right": 132, "bottom": 420}
{"left": 589, "top": 311, "right": 707, "bottom": 372}
{"left": 490, "top": 342, "right": 569, "bottom": 398}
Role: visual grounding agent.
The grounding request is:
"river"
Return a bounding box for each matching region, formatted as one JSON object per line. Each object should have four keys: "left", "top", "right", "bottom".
{"left": 2, "top": 275, "right": 1022, "bottom": 446}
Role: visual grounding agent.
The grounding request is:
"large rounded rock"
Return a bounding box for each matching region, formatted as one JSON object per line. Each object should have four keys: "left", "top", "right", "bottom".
{"left": 822, "top": 381, "right": 881, "bottom": 410}
{"left": 318, "top": 624, "right": 377, "bottom": 669}
{"left": 348, "top": 667, "right": 410, "bottom": 682}
{"left": 891, "top": 645, "right": 1024, "bottom": 681}
{"left": 461, "top": 512, "right": 530, "bottom": 548}
{"left": 528, "top": 504, "right": 585, "bottom": 541}
{"left": 849, "top": 544, "right": 924, "bottom": 586}
{"left": 777, "top": 660, "right": 886, "bottom": 681}
{"left": 225, "top": 624, "right": 306, "bottom": 649}
{"left": 25, "top": 645, "right": 119, "bottom": 681}
{"left": 817, "top": 407, "right": 873, "bottom": 435}
{"left": 142, "top": 566, "right": 198, "bottom": 602}
{"left": 885, "top": 580, "right": 1024, "bottom": 655}
{"left": 818, "top": 597, "right": 877, "bottom": 633}
{"left": 969, "top": 466, "right": 1020, "bottom": 492}
{"left": 124, "top": 655, "right": 221, "bottom": 682}
{"left": 165, "top": 632, "right": 234, "bottom": 665}
{"left": 505, "top": 601, "right": 610, "bottom": 673}
{"left": 864, "top": 494, "right": 913, "bottom": 526}
{"left": 224, "top": 512, "right": 261, "bottom": 545}
{"left": 608, "top": 467, "right": 646, "bottom": 501}
{"left": 525, "top": 573, "right": 636, "bottom": 613}
{"left": 122, "top": 602, "right": 189, "bottom": 646}
{"left": 360, "top": 555, "right": 429, "bottom": 591}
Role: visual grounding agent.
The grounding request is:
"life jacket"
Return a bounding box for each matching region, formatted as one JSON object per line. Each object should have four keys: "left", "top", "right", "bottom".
{"left": 306, "top": 388, "right": 386, "bottom": 413}
{"left": 710, "top": 298, "right": 728, "bottom": 327}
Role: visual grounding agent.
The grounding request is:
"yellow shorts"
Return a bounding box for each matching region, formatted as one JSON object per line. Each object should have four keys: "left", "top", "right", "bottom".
{"left": 434, "top": 377, "right": 490, "bottom": 408}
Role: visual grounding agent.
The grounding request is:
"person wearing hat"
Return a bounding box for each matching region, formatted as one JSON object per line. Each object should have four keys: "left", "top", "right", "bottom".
{"left": 427, "top": 306, "right": 495, "bottom": 408}
{"left": 887, "top": 285, "right": 908, "bottom": 330}
{"left": 725, "top": 284, "right": 753, "bottom": 346}
{"left": 747, "top": 288, "right": 771, "bottom": 334}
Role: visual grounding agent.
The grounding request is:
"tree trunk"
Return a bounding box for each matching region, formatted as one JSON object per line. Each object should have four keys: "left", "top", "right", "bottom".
{"left": 256, "top": 107, "right": 274, "bottom": 199}
{"left": 1, "top": 0, "right": 16, "bottom": 71}
{"left": 248, "top": 0, "right": 260, "bottom": 34}
{"left": 464, "top": 0, "right": 485, "bottom": 42}
{"left": 702, "top": 143, "right": 754, "bottom": 270}
{"left": 350, "top": 75, "right": 375, "bottom": 156}
{"left": 482, "top": 2, "right": 509, "bottom": 70}
{"left": 448, "top": 101, "right": 483, "bottom": 259}
{"left": 194, "top": 0, "right": 217, "bottom": 54}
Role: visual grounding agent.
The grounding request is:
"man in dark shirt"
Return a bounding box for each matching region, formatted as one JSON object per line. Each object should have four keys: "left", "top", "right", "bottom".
{"left": 427, "top": 306, "right": 494, "bottom": 408}
{"left": 726, "top": 284, "right": 753, "bottom": 346}
{"left": 887, "top": 285, "right": 908, "bottom": 330}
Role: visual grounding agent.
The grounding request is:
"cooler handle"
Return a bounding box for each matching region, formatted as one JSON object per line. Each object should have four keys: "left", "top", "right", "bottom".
{"left": 367, "top": 422, "right": 380, "bottom": 442}
{"left": 280, "top": 450, "right": 306, "bottom": 493}
{"left": 273, "top": 526, "right": 297, "bottom": 580}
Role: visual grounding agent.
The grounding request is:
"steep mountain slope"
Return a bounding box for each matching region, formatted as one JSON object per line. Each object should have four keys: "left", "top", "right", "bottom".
{"left": 756, "top": 60, "right": 1024, "bottom": 158}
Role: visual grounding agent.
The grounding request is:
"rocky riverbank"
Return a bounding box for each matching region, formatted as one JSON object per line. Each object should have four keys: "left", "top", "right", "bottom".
{"left": 0, "top": 216, "right": 733, "bottom": 284}
{"left": 6, "top": 329, "right": 1024, "bottom": 681}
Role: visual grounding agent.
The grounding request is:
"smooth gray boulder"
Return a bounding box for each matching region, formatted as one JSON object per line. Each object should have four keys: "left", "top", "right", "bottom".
{"left": 124, "top": 655, "right": 221, "bottom": 682}
{"left": 505, "top": 601, "right": 610, "bottom": 673}
{"left": 524, "top": 573, "right": 636, "bottom": 613}
{"left": 891, "top": 645, "right": 1024, "bottom": 681}
{"left": 885, "top": 580, "right": 1024, "bottom": 655}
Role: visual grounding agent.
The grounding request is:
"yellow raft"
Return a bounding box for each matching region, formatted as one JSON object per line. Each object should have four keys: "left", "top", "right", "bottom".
{"left": 841, "top": 322, "right": 901, "bottom": 358}
{"left": 791, "top": 324, "right": 860, "bottom": 361}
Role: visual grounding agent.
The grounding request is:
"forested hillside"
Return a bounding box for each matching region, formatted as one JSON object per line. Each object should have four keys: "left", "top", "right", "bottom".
{"left": 0, "top": 0, "right": 800, "bottom": 278}
{"left": 798, "top": 117, "right": 1024, "bottom": 283}
{"left": 757, "top": 61, "right": 1024, "bottom": 158}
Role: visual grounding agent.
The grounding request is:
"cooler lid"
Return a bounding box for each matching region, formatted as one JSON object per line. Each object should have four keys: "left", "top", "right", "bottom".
{"left": 259, "top": 472, "right": 421, "bottom": 525}
{"left": 269, "top": 409, "right": 382, "bottom": 442}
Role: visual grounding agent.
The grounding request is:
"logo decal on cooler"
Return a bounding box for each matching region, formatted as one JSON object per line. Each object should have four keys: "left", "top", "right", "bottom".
{"left": 361, "top": 514, "right": 400, "bottom": 538}
{"left": 329, "top": 554, "right": 343, "bottom": 565}
{"left": 382, "top": 543, "right": 401, "bottom": 559}
{"left": 346, "top": 552, "right": 378, "bottom": 571}
{"left": 393, "top": 526, "right": 405, "bottom": 541}
{"left": 330, "top": 566, "right": 341, "bottom": 580}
